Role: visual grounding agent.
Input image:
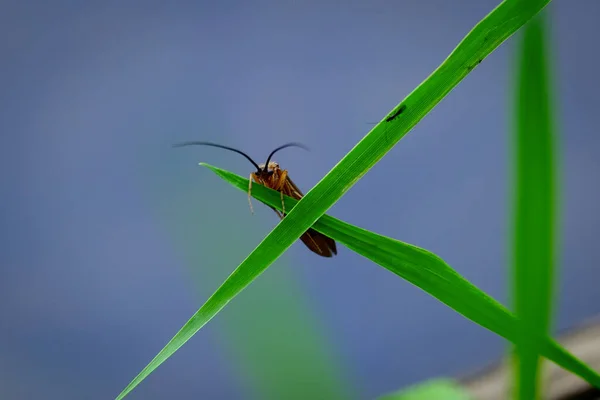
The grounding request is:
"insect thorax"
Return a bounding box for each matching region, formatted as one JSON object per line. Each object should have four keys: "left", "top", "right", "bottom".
{"left": 258, "top": 161, "right": 280, "bottom": 173}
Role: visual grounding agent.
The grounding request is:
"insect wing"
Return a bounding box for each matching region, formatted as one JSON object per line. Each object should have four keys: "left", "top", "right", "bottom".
{"left": 299, "top": 228, "right": 337, "bottom": 257}
{"left": 271, "top": 176, "right": 337, "bottom": 257}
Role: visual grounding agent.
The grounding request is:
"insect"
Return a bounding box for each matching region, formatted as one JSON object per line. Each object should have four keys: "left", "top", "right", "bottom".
{"left": 384, "top": 104, "right": 407, "bottom": 122}
{"left": 174, "top": 141, "right": 337, "bottom": 257}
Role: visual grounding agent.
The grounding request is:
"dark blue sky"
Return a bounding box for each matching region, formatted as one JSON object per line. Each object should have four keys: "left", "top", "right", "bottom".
{"left": 2, "top": 1, "right": 599, "bottom": 399}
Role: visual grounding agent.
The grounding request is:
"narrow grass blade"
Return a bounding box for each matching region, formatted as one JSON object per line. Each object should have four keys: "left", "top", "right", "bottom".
{"left": 116, "top": 2, "right": 553, "bottom": 398}
{"left": 204, "top": 164, "right": 600, "bottom": 389}
{"left": 511, "top": 11, "right": 558, "bottom": 400}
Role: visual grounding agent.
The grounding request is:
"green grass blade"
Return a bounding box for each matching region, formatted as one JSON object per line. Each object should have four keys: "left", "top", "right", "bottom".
{"left": 116, "top": 2, "right": 553, "bottom": 398}
{"left": 204, "top": 164, "right": 600, "bottom": 389}
{"left": 511, "top": 11, "right": 558, "bottom": 400}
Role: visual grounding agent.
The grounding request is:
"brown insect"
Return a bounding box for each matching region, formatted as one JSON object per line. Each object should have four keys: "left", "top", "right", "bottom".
{"left": 174, "top": 141, "right": 337, "bottom": 257}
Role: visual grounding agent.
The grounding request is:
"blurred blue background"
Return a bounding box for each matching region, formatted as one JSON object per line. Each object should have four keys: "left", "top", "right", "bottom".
{"left": 2, "top": 1, "right": 599, "bottom": 399}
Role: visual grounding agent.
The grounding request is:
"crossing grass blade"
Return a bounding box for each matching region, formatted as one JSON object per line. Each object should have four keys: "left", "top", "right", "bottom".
{"left": 116, "top": 1, "right": 555, "bottom": 398}
{"left": 510, "top": 10, "right": 558, "bottom": 400}
{"left": 204, "top": 164, "right": 600, "bottom": 390}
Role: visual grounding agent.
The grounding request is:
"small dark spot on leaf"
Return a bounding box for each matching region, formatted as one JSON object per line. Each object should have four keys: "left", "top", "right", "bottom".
{"left": 385, "top": 104, "right": 407, "bottom": 122}
{"left": 466, "top": 58, "right": 483, "bottom": 72}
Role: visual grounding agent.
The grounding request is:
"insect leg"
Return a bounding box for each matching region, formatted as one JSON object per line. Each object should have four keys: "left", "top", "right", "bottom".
{"left": 277, "top": 170, "right": 288, "bottom": 214}
{"left": 248, "top": 173, "right": 255, "bottom": 214}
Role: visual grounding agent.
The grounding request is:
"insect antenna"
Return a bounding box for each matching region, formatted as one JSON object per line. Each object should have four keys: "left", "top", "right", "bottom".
{"left": 263, "top": 142, "right": 309, "bottom": 171}
{"left": 173, "top": 141, "right": 261, "bottom": 171}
